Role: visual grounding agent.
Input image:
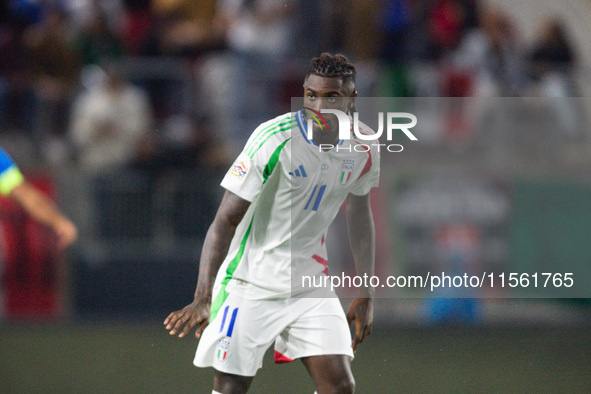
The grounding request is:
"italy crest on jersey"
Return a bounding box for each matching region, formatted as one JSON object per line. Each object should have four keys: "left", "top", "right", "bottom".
{"left": 339, "top": 160, "right": 355, "bottom": 185}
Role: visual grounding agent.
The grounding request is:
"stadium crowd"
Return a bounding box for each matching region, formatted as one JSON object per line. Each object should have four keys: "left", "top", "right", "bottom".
{"left": 0, "top": 0, "right": 581, "bottom": 169}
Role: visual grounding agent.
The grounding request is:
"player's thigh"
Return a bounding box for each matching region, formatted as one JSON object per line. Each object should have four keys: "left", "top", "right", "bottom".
{"left": 275, "top": 297, "right": 354, "bottom": 362}
{"left": 301, "top": 354, "right": 355, "bottom": 393}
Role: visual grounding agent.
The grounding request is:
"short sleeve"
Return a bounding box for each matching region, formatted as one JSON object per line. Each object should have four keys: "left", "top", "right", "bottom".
{"left": 0, "top": 149, "right": 25, "bottom": 196}
{"left": 220, "top": 152, "right": 263, "bottom": 202}
{"left": 220, "top": 114, "right": 294, "bottom": 202}
{"left": 349, "top": 144, "right": 380, "bottom": 196}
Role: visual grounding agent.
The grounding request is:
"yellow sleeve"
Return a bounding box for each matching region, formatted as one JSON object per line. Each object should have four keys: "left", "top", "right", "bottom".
{"left": 0, "top": 166, "right": 25, "bottom": 196}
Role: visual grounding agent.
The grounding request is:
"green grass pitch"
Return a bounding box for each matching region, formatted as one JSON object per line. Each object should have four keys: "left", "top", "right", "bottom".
{"left": 1, "top": 322, "right": 590, "bottom": 393}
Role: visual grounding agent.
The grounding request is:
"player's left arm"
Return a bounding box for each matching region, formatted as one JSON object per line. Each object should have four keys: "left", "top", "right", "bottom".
{"left": 345, "top": 191, "right": 375, "bottom": 353}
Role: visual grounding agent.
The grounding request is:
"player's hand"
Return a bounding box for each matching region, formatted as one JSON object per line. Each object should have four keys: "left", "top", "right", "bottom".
{"left": 53, "top": 217, "right": 78, "bottom": 250}
{"left": 346, "top": 297, "right": 373, "bottom": 353}
{"left": 164, "top": 297, "right": 211, "bottom": 339}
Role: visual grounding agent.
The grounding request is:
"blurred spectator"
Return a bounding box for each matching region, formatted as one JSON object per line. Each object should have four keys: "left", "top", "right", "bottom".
{"left": 157, "top": 114, "right": 229, "bottom": 171}
{"left": 69, "top": 65, "right": 156, "bottom": 174}
{"left": 447, "top": 9, "right": 526, "bottom": 96}
{"left": 220, "top": 0, "right": 295, "bottom": 57}
{"left": 0, "top": 22, "right": 34, "bottom": 132}
{"left": 378, "top": 0, "right": 412, "bottom": 64}
{"left": 425, "top": 223, "right": 482, "bottom": 324}
{"left": 73, "top": 9, "right": 124, "bottom": 66}
{"left": 151, "top": 0, "right": 225, "bottom": 57}
{"left": 67, "top": 0, "right": 125, "bottom": 33}
{"left": 528, "top": 18, "right": 576, "bottom": 97}
{"left": 199, "top": 0, "right": 297, "bottom": 155}
{"left": 292, "top": 0, "right": 326, "bottom": 58}
{"left": 530, "top": 19, "right": 575, "bottom": 66}
{"left": 7, "top": 0, "right": 45, "bottom": 27}
{"left": 24, "top": 6, "right": 81, "bottom": 142}
{"left": 121, "top": 0, "right": 158, "bottom": 56}
{"left": 376, "top": 0, "right": 412, "bottom": 96}
{"left": 427, "top": 0, "right": 467, "bottom": 60}
{"left": 527, "top": 19, "right": 580, "bottom": 137}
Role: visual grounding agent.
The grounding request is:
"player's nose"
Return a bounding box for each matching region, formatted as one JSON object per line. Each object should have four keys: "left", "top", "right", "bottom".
{"left": 313, "top": 99, "right": 338, "bottom": 115}
{"left": 308, "top": 100, "right": 323, "bottom": 112}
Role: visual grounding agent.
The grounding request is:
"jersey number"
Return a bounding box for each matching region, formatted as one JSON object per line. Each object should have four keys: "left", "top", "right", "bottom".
{"left": 304, "top": 184, "right": 326, "bottom": 211}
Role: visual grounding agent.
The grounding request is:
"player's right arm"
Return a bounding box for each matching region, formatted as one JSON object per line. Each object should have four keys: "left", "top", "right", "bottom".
{"left": 164, "top": 190, "right": 250, "bottom": 338}
{"left": 165, "top": 113, "right": 292, "bottom": 338}
{"left": 0, "top": 148, "right": 77, "bottom": 250}
{"left": 9, "top": 182, "right": 78, "bottom": 250}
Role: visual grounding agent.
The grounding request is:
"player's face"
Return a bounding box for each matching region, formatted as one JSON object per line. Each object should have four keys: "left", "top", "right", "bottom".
{"left": 303, "top": 75, "right": 356, "bottom": 144}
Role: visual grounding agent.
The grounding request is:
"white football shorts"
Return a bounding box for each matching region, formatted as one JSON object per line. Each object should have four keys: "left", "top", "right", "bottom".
{"left": 194, "top": 292, "right": 354, "bottom": 377}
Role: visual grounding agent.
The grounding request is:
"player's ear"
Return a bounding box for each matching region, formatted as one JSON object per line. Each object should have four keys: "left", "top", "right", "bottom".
{"left": 348, "top": 95, "right": 357, "bottom": 115}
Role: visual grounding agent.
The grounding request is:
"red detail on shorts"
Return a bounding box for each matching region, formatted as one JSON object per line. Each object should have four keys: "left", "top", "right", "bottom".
{"left": 321, "top": 234, "right": 325, "bottom": 245}
{"left": 312, "top": 254, "right": 329, "bottom": 275}
{"left": 274, "top": 351, "right": 293, "bottom": 364}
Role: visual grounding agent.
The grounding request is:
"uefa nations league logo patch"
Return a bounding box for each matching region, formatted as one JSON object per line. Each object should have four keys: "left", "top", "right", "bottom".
{"left": 229, "top": 161, "right": 248, "bottom": 180}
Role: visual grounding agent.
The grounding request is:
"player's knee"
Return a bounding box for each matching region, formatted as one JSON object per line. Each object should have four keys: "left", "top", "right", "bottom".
{"left": 334, "top": 375, "right": 355, "bottom": 394}
{"left": 213, "top": 370, "right": 252, "bottom": 393}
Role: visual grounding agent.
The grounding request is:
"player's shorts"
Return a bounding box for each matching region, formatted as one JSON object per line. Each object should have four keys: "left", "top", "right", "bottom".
{"left": 194, "top": 292, "right": 354, "bottom": 377}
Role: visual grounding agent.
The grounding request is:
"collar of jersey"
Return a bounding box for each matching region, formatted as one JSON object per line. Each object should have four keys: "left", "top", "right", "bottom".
{"left": 296, "top": 109, "right": 345, "bottom": 147}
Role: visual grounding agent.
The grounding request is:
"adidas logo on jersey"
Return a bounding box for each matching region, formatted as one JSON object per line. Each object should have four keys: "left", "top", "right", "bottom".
{"left": 289, "top": 164, "right": 307, "bottom": 177}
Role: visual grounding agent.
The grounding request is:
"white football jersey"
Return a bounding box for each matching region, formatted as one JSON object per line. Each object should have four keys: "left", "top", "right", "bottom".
{"left": 209, "top": 110, "right": 380, "bottom": 319}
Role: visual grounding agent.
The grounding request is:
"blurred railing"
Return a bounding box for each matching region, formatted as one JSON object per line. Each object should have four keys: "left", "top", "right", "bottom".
{"left": 110, "top": 56, "right": 197, "bottom": 119}
{"left": 62, "top": 168, "right": 224, "bottom": 315}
